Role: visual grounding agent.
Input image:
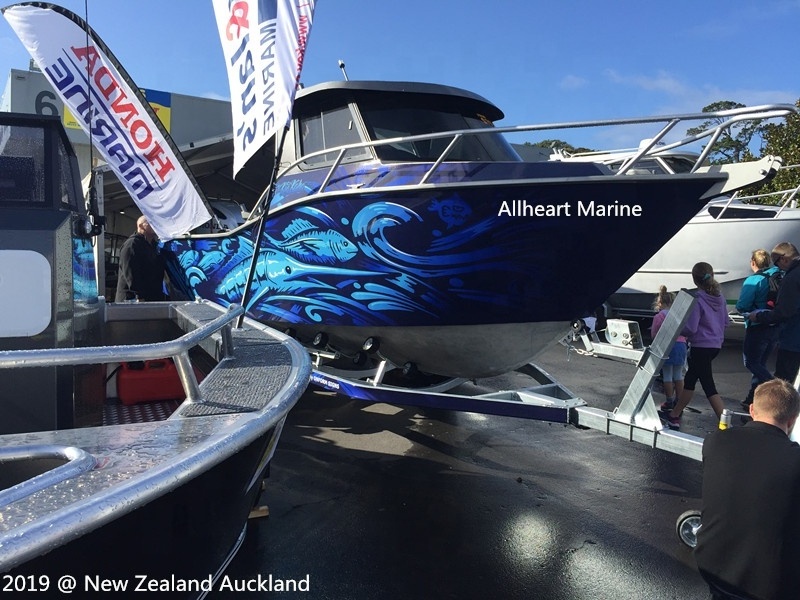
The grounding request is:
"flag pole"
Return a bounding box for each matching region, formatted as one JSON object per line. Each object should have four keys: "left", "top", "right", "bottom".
{"left": 236, "top": 126, "right": 290, "bottom": 329}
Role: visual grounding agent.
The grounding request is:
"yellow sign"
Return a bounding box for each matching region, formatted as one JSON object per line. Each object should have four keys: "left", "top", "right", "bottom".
{"left": 62, "top": 88, "right": 172, "bottom": 132}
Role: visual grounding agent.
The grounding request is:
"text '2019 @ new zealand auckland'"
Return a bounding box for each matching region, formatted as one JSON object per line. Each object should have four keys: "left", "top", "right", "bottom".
{"left": 498, "top": 200, "right": 643, "bottom": 217}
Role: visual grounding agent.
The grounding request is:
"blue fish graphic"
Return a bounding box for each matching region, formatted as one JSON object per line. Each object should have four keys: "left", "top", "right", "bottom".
{"left": 266, "top": 218, "right": 358, "bottom": 265}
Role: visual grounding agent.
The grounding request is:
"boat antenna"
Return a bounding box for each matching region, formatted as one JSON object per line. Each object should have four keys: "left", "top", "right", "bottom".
{"left": 82, "top": 0, "right": 104, "bottom": 237}
{"left": 338, "top": 59, "right": 349, "bottom": 81}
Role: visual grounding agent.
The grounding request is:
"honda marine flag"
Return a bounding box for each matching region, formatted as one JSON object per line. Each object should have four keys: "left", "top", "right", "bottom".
{"left": 213, "top": 0, "right": 315, "bottom": 177}
{"left": 2, "top": 3, "right": 212, "bottom": 240}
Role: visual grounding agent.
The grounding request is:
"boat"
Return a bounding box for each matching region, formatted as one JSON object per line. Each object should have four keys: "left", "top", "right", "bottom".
{"left": 0, "top": 112, "right": 312, "bottom": 591}
{"left": 551, "top": 143, "right": 800, "bottom": 318}
{"left": 161, "top": 81, "right": 792, "bottom": 380}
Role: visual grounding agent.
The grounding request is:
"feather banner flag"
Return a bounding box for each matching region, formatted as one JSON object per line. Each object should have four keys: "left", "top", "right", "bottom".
{"left": 212, "top": 0, "right": 315, "bottom": 178}
{"left": 2, "top": 2, "right": 212, "bottom": 240}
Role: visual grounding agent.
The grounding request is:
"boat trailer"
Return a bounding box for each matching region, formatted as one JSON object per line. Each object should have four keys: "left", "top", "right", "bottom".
{"left": 309, "top": 290, "right": 705, "bottom": 461}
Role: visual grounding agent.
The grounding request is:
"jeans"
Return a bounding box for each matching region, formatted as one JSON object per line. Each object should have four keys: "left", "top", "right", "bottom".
{"left": 742, "top": 324, "right": 778, "bottom": 390}
{"left": 775, "top": 348, "right": 800, "bottom": 385}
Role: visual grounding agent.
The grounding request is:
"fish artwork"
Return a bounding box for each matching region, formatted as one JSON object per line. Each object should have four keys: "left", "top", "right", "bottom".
{"left": 266, "top": 218, "right": 358, "bottom": 265}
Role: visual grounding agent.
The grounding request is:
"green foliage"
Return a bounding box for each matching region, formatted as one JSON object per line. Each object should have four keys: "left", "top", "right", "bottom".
{"left": 757, "top": 99, "right": 800, "bottom": 198}
{"left": 685, "top": 100, "right": 766, "bottom": 164}
{"left": 525, "top": 139, "right": 594, "bottom": 154}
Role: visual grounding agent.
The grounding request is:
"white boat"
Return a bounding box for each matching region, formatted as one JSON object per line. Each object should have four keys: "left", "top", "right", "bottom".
{"left": 551, "top": 142, "right": 800, "bottom": 318}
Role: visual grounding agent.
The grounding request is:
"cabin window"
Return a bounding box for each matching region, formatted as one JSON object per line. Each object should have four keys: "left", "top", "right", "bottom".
{"left": 360, "top": 105, "right": 518, "bottom": 162}
{"left": 607, "top": 156, "right": 697, "bottom": 175}
{"left": 58, "top": 136, "right": 81, "bottom": 209}
{"left": 661, "top": 156, "right": 696, "bottom": 173}
{"left": 298, "top": 105, "right": 370, "bottom": 167}
{"left": 0, "top": 124, "right": 44, "bottom": 204}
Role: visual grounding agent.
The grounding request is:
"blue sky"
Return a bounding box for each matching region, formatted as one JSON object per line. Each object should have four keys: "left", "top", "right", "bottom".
{"left": 1, "top": 0, "right": 798, "bottom": 150}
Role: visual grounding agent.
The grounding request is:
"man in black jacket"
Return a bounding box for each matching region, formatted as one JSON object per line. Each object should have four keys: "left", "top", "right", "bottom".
{"left": 114, "top": 216, "right": 167, "bottom": 302}
{"left": 750, "top": 241, "right": 800, "bottom": 384}
{"left": 695, "top": 378, "right": 800, "bottom": 599}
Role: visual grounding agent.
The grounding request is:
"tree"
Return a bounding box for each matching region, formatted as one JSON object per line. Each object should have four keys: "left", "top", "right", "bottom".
{"left": 685, "top": 100, "right": 768, "bottom": 164}
{"left": 757, "top": 99, "right": 800, "bottom": 196}
{"left": 525, "top": 140, "right": 594, "bottom": 154}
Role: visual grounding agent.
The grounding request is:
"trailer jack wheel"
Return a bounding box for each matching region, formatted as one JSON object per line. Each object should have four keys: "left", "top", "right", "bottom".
{"left": 676, "top": 509, "right": 701, "bottom": 548}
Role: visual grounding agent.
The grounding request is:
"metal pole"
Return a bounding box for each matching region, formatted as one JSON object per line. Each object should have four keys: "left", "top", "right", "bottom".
{"left": 236, "top": 127, "right": 290, "bottom": 328}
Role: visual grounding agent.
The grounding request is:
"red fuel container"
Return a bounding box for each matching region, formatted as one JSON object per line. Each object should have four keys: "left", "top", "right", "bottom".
{"left": 117, "top": 359, "right": 186, "bottom": 406}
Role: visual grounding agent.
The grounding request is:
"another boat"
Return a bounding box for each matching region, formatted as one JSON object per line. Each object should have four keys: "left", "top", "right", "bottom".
{"left": 163, "top": 81, "right": 792, "bottom": 380}
{"left": 552, "top": 143, "right": 800, "bottom": 317}
{"left": 0, "top": 112, "right": 311, "bottom": 591}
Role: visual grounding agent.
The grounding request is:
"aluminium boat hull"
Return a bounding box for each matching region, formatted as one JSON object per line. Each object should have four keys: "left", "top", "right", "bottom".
{"left": 0, "top": 112, "right": 312, "bottom": 594}
{"left": 5, "top": 429, "right": 274, "bottom": 586}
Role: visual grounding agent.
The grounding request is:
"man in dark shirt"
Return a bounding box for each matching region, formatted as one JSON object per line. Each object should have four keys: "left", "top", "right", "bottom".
{"left": 695, "top": 378, "right": 800, "bottom": 600}
{"left": 114, "top": 216, "right": 167, "bottom": 302}
{"left": 750, "top": 242, "right": 800, "bottom": 384}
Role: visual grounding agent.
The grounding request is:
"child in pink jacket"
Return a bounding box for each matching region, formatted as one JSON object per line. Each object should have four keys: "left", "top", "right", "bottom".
{"left": 651, "top": 285, "right": 687, "bottom": 412}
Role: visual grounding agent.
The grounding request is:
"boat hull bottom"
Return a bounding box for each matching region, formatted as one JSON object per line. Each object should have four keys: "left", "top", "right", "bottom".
{"left": 289, "top": 322, "right": 569, "bottom": 379}
{"left": 7, "top": 430, "right": 276, "bottom": 596}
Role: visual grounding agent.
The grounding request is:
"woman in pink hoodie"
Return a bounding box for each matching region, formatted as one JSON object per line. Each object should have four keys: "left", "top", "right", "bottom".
{"left": 660, "top": 262, "right": 729, "bottom": 430}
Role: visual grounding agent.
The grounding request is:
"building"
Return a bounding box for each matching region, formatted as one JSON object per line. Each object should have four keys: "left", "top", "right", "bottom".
{"left": 2, "top": 64, "right": 267, "bottom": 296}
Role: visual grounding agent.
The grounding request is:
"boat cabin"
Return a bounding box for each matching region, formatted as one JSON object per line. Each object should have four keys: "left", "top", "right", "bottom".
{"left": 0, "top": 113, "right": 102, "bottom": 434}
{"left": 280, "top": 80, "right": 522, "bottom": 169}
{"left": 0, "top": 114, "right": 212, "bottom": 436}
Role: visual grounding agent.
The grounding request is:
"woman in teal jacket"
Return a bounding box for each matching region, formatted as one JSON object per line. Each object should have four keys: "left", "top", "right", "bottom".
{"left": 736, "top": 249, "right": 779, "bottom": 407}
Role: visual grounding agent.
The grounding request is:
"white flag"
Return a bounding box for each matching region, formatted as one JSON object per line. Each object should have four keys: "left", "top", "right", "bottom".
{"left": 3, "top": 4, "right": 212, "bottom": 240}
{"left": 212, "top": 0, "right": 315, "bottom": 177}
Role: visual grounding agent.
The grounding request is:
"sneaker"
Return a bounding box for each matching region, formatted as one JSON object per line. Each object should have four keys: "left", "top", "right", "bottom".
{"left": 660, "top": 398, "right": 676, "bottom": 413}
{"left": 665, "top": 415, "right": 681, "bottom": 430}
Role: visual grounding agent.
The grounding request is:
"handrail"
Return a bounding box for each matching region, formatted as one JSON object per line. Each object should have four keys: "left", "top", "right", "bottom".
{"left": 0, "top": 303, "right": 243, "bottom": 369}
{"left": 271, "top": 103, "right": 798, "bottom": 202}
{"left": 709, "top": 165, "right": 800, "bottom": 220}
{"left": 0, "top": 445, "right": 96, "bottom": 509}
{"left": 0, "top": 303, "right": 245, "bottom": 403}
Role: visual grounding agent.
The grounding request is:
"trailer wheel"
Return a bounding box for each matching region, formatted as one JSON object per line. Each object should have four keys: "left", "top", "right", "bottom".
{"left": 676, "top": 509, "right": 702, "bottom": 548}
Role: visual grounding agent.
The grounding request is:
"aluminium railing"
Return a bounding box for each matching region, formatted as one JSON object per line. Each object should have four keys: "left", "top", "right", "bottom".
{"left": 271, "top": 103, "right": 798, "bottom": 203}
{"left": 711, "top": 164, "right": 800, "bottom": 219}
{"left": 0, "top": 303, "right": 244, "bottom": 404}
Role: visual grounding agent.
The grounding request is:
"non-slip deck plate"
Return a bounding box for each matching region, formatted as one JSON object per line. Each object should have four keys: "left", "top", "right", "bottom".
{"left": 103, "top": 400, "right": 181, "bottom": 425}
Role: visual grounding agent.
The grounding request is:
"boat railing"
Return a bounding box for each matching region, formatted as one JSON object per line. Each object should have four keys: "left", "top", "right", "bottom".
{"left": 712, "top": 164, "right": 800, "bottom": 219}
{"left": 276, "top": 103, "right": 798, "bottom": 199}
{"left": 0, "top": 302, "right": 244, "bottom": 404}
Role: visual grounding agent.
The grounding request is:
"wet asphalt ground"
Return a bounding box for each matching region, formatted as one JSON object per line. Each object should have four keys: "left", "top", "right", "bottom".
{"left": 210, "top": 328, "right": 755, "bottom": 599}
